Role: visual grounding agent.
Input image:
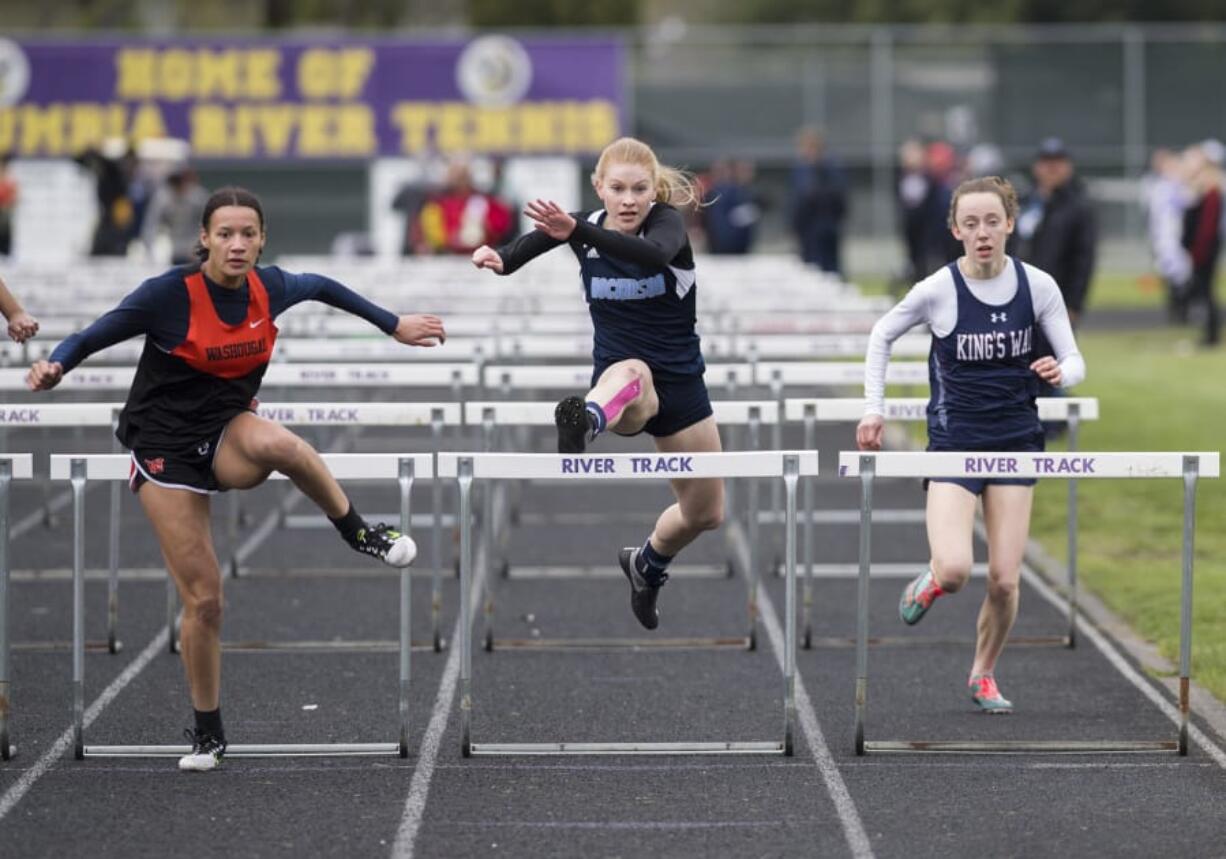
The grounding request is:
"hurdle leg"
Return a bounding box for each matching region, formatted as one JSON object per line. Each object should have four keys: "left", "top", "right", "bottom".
{"left": 71, "top": 460, "right": 87, "bottom": 760}
{"left": 0, "top": 461, "right": 12, "bottom": 759}
{"left": 1066, "top": 404, "right": 1080, "bottom": 648}
{"left": 801, "top": 411, "right": 816, "bottom": 650}
{"left": 853, "top": 456, "right": 875, "bottom": 756}
{"left": 1178, "top": 455, "right": 1199, "bottom": 756}
{"left": 745, "top": 413, "right": 761, "bottom": 650}
{"left": 398, "top": 457, "right": 414, "bottom": 758}
{"left": 430, "top": 412, "right": 444, "bottom": 652}
{"left": 480, "top": 416, "right": 496, "bottom": 652}
{"left": 106, "top": 427, "right": 123, "bottom": 655}
{"left": 458, "top": 459, "right": 474, "bottom": 757}
{"left": 782, "top": 455, "right": 799, "bottom": 756}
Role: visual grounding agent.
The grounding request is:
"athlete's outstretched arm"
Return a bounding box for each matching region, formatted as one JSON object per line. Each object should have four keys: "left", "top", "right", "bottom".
{"left": 537, "top": 201, "right": 688, "bottom": 268}
{"left": 30, "top": 282, "right": 159, "bottom": 388}
{"left": 273, "top": 269, "right": 445, "bottom": 346}
{"left": 474, "top": 227, "right": 566, "bottom": 277}
{"left": 0, "top": 275, "right": 38, "bottom": 343}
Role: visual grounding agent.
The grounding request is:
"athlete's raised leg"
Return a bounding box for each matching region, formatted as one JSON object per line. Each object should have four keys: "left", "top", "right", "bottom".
{"left": 554, "top": 359, "right": 659, "bottom": 453}
{"left": 214, "top": 412, "right": 416, "bottom": 566}
{"left": 899, "top": 481, "right": 977, "bottom": 624}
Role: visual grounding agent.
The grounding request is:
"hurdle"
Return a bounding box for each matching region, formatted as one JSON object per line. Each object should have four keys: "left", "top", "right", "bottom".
{"left": 0, "top": 454, "right": 33, "bottom": 760}
{"left": 0, "top": 402, "right": 456, "bottom": 655}
{"left": 840, "top": 450, "right": 1219, "bottom": 756}
{"left": 439, "top": 450, "right": 817, "bottom": 757}
{"left": 786, "top": 397, "right": 1099, "bottom": 649}
{"left": 459, "top": 401, "right": 779, "bottom": 651}
{"left": 51, "top": 452, "right": 430, "bottom": 759}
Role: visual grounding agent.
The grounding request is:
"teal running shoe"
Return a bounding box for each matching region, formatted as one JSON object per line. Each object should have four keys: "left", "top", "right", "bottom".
{"left": 898, "top": 567, "right": 943, "bottom": 625}
{"left": 969, "top": 674, "right": 1013, "bottom": 714}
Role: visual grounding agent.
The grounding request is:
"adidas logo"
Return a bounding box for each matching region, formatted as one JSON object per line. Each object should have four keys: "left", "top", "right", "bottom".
{"left": 586, "top": 247, "right": 600, "bottom": 259}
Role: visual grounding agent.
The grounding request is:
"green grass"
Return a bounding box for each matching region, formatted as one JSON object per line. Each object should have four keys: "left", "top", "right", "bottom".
{"left": 1028, "top": 329, "right": 1226, "bottom": 698}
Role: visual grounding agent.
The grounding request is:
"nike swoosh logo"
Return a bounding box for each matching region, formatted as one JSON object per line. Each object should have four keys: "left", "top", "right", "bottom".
{"left": 249, "top": 319, "right": 265, "bottom": 329}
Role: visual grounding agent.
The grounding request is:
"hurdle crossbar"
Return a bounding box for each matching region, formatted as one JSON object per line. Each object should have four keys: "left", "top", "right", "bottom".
{"left": 786, "top": 397, "right": 1098, "bottom": 650}
{"left": 839, "top": 450, "right": 1219, "bottom": 756}
{"left": 460, "top": 401, "right": 779, "bottom": 652}
{"left": 51, "top": 452, "right": 430, "bottom": 760}
{"left": 438, "top": 450, "right": 817, "bottom": 757}
{"left": 0, "top": 454, "right": 33, "bottom": 760}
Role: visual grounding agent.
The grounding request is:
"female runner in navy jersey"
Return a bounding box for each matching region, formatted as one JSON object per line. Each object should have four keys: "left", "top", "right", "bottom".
{"left": 27, "top": 187, "right": 446, "bottom": 771}
{"left": 471, "top": 137, "right": 723, "bottom": 632}
{"left": 857, "top": 176, "right": 1085, "bottom": 714}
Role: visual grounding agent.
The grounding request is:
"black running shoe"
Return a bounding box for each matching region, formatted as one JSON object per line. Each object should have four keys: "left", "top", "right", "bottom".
{"left": 347, "top": 523, "right": 418, "bottom": 567}
{"left": 619, "top": 547, "right": 666, "bottom": 630}
{"left": 179, "top": 728, "right": 226, "bottom": 772}
{"left": 554, "top": 395, "right": 589, "bottom": 454}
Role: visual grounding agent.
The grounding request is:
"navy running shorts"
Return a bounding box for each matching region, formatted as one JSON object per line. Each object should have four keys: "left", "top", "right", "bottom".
{"left": 593, "top": 366, "right": 714, "bottom": 439}
{"left": 924, "top": 430, "right": 1045, "bottom": 497}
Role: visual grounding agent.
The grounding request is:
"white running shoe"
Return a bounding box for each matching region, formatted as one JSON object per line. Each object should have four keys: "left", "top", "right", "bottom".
{"left": 179, "top": 729, "right": 226, "bottom": 772}
{"left": 349, "top": 523, "right": 417, "bottom": 568}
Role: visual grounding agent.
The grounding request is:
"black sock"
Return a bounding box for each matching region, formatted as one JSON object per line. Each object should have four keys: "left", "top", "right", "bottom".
{"left": 635, "top": 539, "right": 673, "bottom": 586}
{"left": 194, "top": 707, "right": 224, "bottom": 740}
{"left": 329, "top": 503, "right": 365, "bottom": 544}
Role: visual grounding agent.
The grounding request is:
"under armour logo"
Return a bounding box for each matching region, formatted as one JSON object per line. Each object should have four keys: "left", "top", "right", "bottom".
{"left": 990, "top": 312, "right": 1008, "bottom": 323}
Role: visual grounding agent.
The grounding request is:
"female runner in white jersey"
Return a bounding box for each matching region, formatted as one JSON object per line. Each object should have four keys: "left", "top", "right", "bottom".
{"left": 857, "top": 176, "right": 1086, "bottom": 713}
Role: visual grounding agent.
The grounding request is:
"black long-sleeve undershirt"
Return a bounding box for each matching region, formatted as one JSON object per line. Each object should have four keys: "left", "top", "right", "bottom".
{"left": 496, "top": 205, "right": 688, "bottom": 274}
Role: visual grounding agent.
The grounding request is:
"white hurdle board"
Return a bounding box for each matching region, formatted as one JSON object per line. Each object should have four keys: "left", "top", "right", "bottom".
{"left": 0, "top": 363, "right": 480, "bottom": 392}
{"left": 438, "top": 449, "right": 818, "bottom": 757}
{"left": 0, "top": 454, "right": 34, "bottom": 759}
{"left": 786, "top": 397, "right": 1100, "bottom": 649}
{"left": 839, "top": 450, "right": 1219, "bottom": 757}
{"left": 51, "top": 452, "right": 431, "bottom": 760}
{"left": 458, "top": 402, "right": 781, "bottom": 651}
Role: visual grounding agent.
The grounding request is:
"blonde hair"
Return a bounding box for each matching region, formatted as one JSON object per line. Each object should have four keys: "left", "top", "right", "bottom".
{"left": 947, "top": 176, "right": 1019, "bottom": 228}
{"left": 592, "top": 137, "right": 701, "bottom": 208}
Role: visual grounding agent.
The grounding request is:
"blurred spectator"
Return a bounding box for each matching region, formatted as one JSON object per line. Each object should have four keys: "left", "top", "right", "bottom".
{"left": 920, "top": 141, "right": 963, "bottom": 273}
{"left": 965, "top": 143, "right": 1004, "bottom": 179}
{"left": 76, "top": 142, "right": 142, "bottom": 256}
{"left": 1181, "top": 144, "right": 1223, "bottom": 346}
{"left": 896, "top": 139, "right": 929, "bottom": 287}
{"left": 701, "top": 158, "right": 762, "bottom": 255}
{"left": 0, "top": 155, "right": 17, "bottom": 256}
{"left": 1141, "top": 147, "right": 1193, "bottom": 322}
{"left": 1013, "top": 137, "right": 1097, "bottom": 328}
{"left": 410, "top": 158, "right": 514, "bottom": 256}
{"left": 142, "top": 167, "right": 210, "bottom": 265}
{"left": 789, "top": 127, "right": 848, "bottom": 275}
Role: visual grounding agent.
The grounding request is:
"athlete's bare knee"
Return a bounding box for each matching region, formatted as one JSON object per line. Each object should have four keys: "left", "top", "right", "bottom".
{"left": 683, "top": 500, "right": 724, "bottom": 533}
{"left": 986, "top": 570, "right": 1019, "bottom": 602}
{"left": 252, "top": 431, "right": 307, "bottom": 471}
{"left": 188, "top": 594, "right": 223, "bottom": 629}
{"left": 931, "top": 556, "right": 971, "bottom": 592}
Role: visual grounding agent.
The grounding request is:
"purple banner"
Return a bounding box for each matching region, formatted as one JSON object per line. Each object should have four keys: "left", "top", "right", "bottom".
{"left": 0, "top": 35, "right": 624, "bottom": 159}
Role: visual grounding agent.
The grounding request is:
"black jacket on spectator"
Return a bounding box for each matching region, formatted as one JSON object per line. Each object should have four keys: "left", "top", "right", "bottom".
{"left": 1012, "top": 178, "right": 1097, "bottom": 316}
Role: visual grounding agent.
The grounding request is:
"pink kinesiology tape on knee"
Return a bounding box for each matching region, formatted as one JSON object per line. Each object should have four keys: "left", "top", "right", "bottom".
{"left": 602, "top": 378, "right": 642, "bottom": 422}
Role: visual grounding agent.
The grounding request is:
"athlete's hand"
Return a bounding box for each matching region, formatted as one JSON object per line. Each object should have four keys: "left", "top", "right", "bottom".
{"left": 856, "top": 414, "right": 885, "bottom": 451}
{"left": 7, "top": 311, "right": 38, "bottom": 343}
{"left": 1030, "top": 356, "right": 1062, "bottom": 386}
{"left": 524, "top": 199, "right": 576, "bottom": 241}
{"left": 393, "top": 314, "right": 446, "bottom": 347}
{"left": 27, "top": 360, "right": 63, "bottom": 391}
{"left": 471, "top": 245, "right": 504, "bottom": 273}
